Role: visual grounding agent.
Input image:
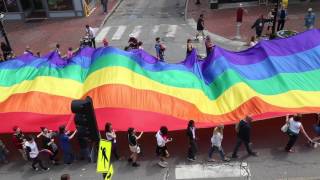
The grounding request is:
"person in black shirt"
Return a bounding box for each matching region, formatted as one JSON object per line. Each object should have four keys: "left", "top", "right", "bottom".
{"left": 232, "top": 116, "right": 257, "bottom": 158}
{"left": 251, "top": 15, "right": 268, "bottom": 38}
{"left": 187, "top": 120, "right": 197, "bottom": 161}
{"left": 127, "top": 127, "right": 143, "bottom": 167}
{"left": 36, "top": 127, "right": 59, "bottom": 164}
{"left": 196, "top": 14, "right": 205, "bottom": 40}
{"left": 1, "top": 42, "right": 12, "bottom": 60}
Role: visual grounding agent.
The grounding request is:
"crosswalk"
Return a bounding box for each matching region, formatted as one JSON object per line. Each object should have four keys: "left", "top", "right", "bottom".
{"left": 96, "top": 24, "right": 184, "bottom": 42}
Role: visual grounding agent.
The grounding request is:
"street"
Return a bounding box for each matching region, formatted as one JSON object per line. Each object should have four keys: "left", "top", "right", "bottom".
{"left": 96, "top": 0, "right": 207, "bottom": 62}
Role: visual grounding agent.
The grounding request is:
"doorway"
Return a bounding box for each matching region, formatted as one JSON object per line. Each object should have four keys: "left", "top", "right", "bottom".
{"left": 21, "top": 0, "right": 48, "bottom": 20}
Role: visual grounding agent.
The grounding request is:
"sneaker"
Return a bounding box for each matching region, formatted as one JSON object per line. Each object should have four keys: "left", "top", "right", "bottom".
{"left": 249, "top": 152, "right": 258, "bottom": 157}
{"left": 187, "top": 157, "right": 196, "bottom": 162}
{"left": 43, "top": 167, "right": 50, "bottom": 171}
{"left": 132, "top": 162, "right": 140, "bottom": 167}
{"left": 223, "top": 157, "right": 230, "bottom": 162}
{"left": 231, "top": 154, "right": 238, "bottom": 159}
{"left": 207, "top": 158, "right": 216, "bottom": 162}
{"left": 33, "top": 167, "right": 39, "bottom": 171}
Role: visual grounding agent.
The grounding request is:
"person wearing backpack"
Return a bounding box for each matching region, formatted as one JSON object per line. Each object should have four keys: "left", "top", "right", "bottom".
{"left": 277, "top": 6, "right": 288, "bottom": 31}
{"left": 232, "top": 116, "right": 257, "bottom": 159}
{"left": 155, "top": 37, "right": 165, "bottom": 61}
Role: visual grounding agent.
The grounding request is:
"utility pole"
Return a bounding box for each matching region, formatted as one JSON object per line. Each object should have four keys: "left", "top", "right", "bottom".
{"left": 0, "top": 13, "right": 12, "bottom": 51}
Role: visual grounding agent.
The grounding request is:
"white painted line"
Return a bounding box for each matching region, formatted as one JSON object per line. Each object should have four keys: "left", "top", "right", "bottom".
{"left": 152, "top": 25, "right": 160, "bottom": 34}
{"left": 166, "top": 25, "right": 178, "bottom": 38}
{"left": 129, "top": 25, "right": 142, "bottom": 38}
{"left": 96, "top": 26, "right": 111, "bottom": 42}
{"left": 175, "top": 162, "right": 251, "bottom": 179}
{"left": 111, "top": 25, "right": 127, "bottom": 40}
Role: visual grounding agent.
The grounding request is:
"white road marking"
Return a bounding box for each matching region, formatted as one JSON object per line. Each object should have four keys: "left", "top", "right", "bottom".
{"left": 166, "top": 25, "right": 178, "bottom": 37}
{"left": 96, "top": 26, "right": 111, "bottom": 42}
{"left": 111, "top": 25, "right": 127, "bottom": 40}
{"left": 152, "top": 25, "right": 160, "bottom": 35}
{"left": 129, "top": 25, "right": 142, "bottom": 38}
{"left": 175, "top": 162, "right": 251, "bottom": 179}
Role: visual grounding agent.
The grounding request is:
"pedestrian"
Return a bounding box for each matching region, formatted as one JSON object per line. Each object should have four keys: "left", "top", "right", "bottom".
{"left": 12, "top": 126, "right": 27, "bottom": 160}
{"left": 76, "top": 124, "right": 91, "bottom": 162}
{"left": 205, "top": 35, "right": 214, "bottom": 56}
{"left": 85, "top": 25, "right": 96, "bottom": 48}
{"left": 284, "top": 114, "right": 312, "bottom": 152}
{"left": 103, "top": 38, "right": 109, "bottom": 47}
{"left": 155, "top": 37, "right": 165, "bottom": 61}
{"left": 101, "top": 0, "right": 108, "bottom": 14}
{"left": 36, "top": 127, "right": 59, "bottom": 165}
{"left": 55, "top": 44, "right": 61, "bottom": 56}
{"left": 127, "top": 127, "right": 143, "bottom": 167}
{"left": 277, "top": 6, "right": 288, "bottom": 31}
{"left": 186, "top": 39, "right": 193, "bottom": 55}
{"left": 155, "top": 126, "right": 173, "bottom": 168}
{"left": 196, "top": 14, "right": 205, "bottom": 40}
{"left": 251, "top": 15, "right": 268, "bottom": 38}
{"left": 266, "top": 8, "right": 275, "bottom": 35}
{"left": 1, "top": 42, "right": 12, "bottom": 60}
{"left": 0, "top": 139, "right": 9, "bottom": 163}
{"left": 235, "top": 3, "right": 247, "bottom": 39}
{"left": 23, "top": 45, "right": 33, "bottom": 55}
{"left": 61, "top": 174, "right": 71, "bottom": 180}
{"left": 24, "top": 135, "right": 50, "bottom": 171}
{"left": 66, "top": 47, "right": 73, "bottom": 59}
{"left": 36, "top": 52, "right": 41, "bottom": 57}
{"left": 187, "top": 120, "right": 197, "bottom": 161}
{"left": 105, "top": 122, "right": 120, "bottom": 160}
{"left": 208, "top": 125, "right": 230, "bottom": 162}
{"left": 128, "top": 37, "right": 138, "bottom": 49}
{"left": 249, "top": 36, "right": 257, "bottom": 47}
{"left": 305, "top": 8, "right": 316, "bottom": 30}
{"left": 59, "top": 125, "right": 77, "bottom": 164}
{"left": 138, "top": 41, "right": 143, "bottom": 50}
{"left": 231, "top": 115, "right": 258, "bottom": 158}
{"left": 311, "top": 113, "right": 320, "bottom": 146}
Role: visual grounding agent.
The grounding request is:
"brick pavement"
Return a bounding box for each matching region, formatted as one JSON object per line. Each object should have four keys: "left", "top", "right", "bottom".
{"left": 188, "top": 0, "right": 320, "bottom": 42}
{"left": 1, "top": 0, "right": 119, "bottom": 56}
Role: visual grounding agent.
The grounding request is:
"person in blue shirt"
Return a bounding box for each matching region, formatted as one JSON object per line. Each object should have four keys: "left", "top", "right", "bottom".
{"left": 154, "top": 37, "right": 165, "bottom": 61}
{"left": 277, "top": 6, "right": 288, "bottom": 31}
{"left": 59, "top": 125, "right": 77, "bottom": 164}
{"left": 305, "top": 8, "right": 316, "bottom": 30}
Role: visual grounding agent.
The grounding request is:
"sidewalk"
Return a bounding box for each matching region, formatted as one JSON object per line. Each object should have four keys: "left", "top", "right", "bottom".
{"left": 188, "top": 0, "right": 320, "bottom": 43}
{"left": 1, "top": 0, "right": 120, "bottom": 56}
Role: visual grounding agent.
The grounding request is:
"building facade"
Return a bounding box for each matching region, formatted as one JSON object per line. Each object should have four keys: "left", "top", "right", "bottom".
{"left": 0, "top": 0, "right": 98, "bottom": 20}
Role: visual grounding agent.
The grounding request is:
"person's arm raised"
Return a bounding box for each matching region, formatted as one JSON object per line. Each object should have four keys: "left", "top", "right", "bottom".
{"left": 136, "top": 131, "right": 144, "bottom": 140}
{"left": 68, "top": 130, "right": 78, "bottom": 140}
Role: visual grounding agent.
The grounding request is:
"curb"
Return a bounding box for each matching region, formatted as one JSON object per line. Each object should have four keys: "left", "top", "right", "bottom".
{"left": 98, "top": 0, "right": 124, "bottom": 32}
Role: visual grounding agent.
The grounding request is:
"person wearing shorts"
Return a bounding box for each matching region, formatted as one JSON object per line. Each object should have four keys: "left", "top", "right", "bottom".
{"left": 155, "top": 126, "right": 172, "bottom": 168}
{"left": 128, "top": 128, "right": 143, "bottom": 167}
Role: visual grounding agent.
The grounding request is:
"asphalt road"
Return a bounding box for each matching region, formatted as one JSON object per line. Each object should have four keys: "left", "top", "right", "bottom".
{"left": 95, "top": 0, "right": 207, "bottom": 63}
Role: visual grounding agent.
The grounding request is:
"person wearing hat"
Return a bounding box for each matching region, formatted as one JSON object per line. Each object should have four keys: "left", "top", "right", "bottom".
{"left": 305, "top": 8, "right": 316, "bottom": 30}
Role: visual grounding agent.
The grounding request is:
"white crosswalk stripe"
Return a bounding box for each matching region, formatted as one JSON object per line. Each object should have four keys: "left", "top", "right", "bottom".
{"left": 166, "top": 25, "right": 178, "bottom": 38}
{"left": 97, "top": 24, "right": 183, "bottom": 42}
{"left": 129, "top": 25, "right": 142, "bottom": 38}
{"left": 96, "top": 26, "right": 111, "bottom": 42}
{"left": 111, "top": 25, "right": 127, "bottom": 40}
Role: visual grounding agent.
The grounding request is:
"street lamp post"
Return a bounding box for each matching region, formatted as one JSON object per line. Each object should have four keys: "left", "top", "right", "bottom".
{"left": 0, "top": 12, "right": 12, "bottom": 51}
{"left": 271, "top": 0, "right": 280, "bottom": 39}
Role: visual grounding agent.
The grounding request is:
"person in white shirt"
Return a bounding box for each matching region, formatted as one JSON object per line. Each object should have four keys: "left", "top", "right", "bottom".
{"left": 208, "top": 125, "right": 230, "bottom": 162}
{"left": 155, "top": 126, "right": 172, "bottom": 168}
{"left": 24, "top": 135, "right": 49, "bottom": 171}
{"left": 105, "top": 122, "right": 119, "bottom": 160}
{"left": 285, "top": 114, "right": 312, "bottom": 152}
{"left": 85, "top": 25, "right": 96, "bottom": 48}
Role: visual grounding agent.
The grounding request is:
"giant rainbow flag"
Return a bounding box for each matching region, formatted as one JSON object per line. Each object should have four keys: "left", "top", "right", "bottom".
{"left": 1, "top": 29, "right": 320, "bottom": 133}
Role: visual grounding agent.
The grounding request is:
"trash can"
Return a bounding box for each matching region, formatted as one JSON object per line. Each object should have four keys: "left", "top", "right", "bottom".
{"left": 209, "top": 0, "right": 218, "bottom": 9}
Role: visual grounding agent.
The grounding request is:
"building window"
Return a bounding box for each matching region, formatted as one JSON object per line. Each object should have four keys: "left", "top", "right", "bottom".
{"left": 47, "top": 0, "right": 74, "bottom": 11}
{"left": 0, "top": 0, "right": 19, "bottom": 12}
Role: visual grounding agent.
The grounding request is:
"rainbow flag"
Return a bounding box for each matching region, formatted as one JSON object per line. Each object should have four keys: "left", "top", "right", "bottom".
{"left": 1, "top": 29, "right": 320, "bottom": 133}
